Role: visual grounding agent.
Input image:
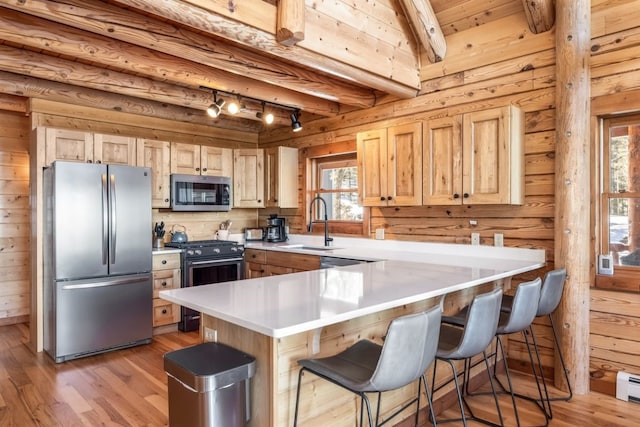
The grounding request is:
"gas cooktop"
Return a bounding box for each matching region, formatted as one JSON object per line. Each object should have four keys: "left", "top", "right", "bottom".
{"left": 165, "top": 239, "right": 239, "bottom": 249}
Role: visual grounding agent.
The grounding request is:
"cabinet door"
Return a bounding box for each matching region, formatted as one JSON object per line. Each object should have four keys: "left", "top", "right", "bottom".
{"left": 387, "top": 123, "right": 422, "bottom": 206}
{"left": 170, "top": 142, "right": 201, "bottom": 174}
{"left": 201, "top": 146, "right": 232, "bottom": 176}
{"left": 357, "top": 129, "right": 388, "bottom": 206}
{"left": 233, "top": 148, "right": 264, "bottom": 208}
{"left": 245, "top": 261, "right": 268, "bottom": 278}
{"left": 423, "top": 117, "right": 463, "bottom": 205}
{"left": 463, "top": 106, "right": 523, "bottom": 204}
{"left": 45, "top": 128, "right": 93, "bottom": 165}
{"left": 137, "top": 139, "right": 171, "bottom": 208}
{"left": 265, "top": 146, "right": 298, "bottom": 208}
{"left": 94, "top": 134, "right": 137, "bottom": 165}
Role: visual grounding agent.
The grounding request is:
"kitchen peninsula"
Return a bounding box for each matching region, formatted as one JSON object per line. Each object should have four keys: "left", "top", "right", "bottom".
{"left": 160, "top": 238, "right": 545, "bottom": 426}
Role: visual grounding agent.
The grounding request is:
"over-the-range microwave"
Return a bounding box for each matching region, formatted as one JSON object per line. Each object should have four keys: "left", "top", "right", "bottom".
{"left": 170, "top": 174, "right": 231, "bottom": 211}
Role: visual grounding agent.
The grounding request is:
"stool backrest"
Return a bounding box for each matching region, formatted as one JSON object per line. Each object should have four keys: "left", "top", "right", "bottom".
{"left": 369, "top": 305, "right": 441, "bottom": 391}
{"left": 500, "top": 278, "right": 542, "bottom": 334}
{"left": 455, "top": 287, "right": 503, "bottom": 358}
{"left": 537, "top": 268, "right": 567, "bottom": 317}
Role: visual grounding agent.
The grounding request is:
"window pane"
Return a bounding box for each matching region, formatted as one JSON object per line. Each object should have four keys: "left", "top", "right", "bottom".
{"left": 313, "top": 192, "right": 363, "bottom": 221}
{"left": 320, "top": 165, "right": 358, "bottom": 191}
{"left": 608, "top": 197, "right": 640, "bottom": 266}
{"left": 609, "top": 123, "right": 640, "bottom": 193}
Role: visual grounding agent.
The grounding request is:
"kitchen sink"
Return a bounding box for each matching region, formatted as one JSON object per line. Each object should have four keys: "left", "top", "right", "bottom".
{"left": 278, "top": 244, "right": 339, "bottom": 251}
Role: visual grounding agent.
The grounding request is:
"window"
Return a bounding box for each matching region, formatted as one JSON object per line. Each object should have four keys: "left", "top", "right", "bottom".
{"left": 306, "top": 150, "right": 367, "bottom": 236}
{"left": 599, "top": 114, "right": 640, "bottom": 289}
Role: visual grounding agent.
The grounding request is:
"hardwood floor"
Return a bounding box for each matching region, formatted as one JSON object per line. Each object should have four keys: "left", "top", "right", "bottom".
{"left": 0, "top": 322, "right": 636, "bottom": 426}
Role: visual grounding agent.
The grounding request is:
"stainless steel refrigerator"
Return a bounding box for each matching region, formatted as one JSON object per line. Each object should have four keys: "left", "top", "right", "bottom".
{"left": 43, "top": 161, "right": 153, "bottom": 363}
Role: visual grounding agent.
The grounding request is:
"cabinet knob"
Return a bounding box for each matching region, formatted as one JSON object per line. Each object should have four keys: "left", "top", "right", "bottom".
{"left": 165, "top": 198, "right": 169, "bottom": 202}
{"left": 453, "top": 193, "right": 460, "bottom": 199}
{"left": 96, "top": 160, "right": 102, "bottom": 164}
{"left": 387, "top": 196, "right": 393, "bottom": 201}
{"left": 195, "top": 167, "right": 200, "bottom": 171}
{"left": 87, "top": 160, "right": 93, "bottom": 164}
{"left": 162, "top": 260, "right": 167, "bottom": 264}
{"left": 202, "top": 168, "right": 207, "bottom": 172}
{"left": 380, "top": 196, "right": 386, "bottom": 201}
{"left": 463, "top": 193, "right": 469, "bottom": 198}
{"left": 258, "top": 199, "right": 262, "bottom": 203}
{"left": 161, "top": 281, "right": 167, "bottom": 287}
{"left": 162, "top": 309, "right": 167, "bottom": 314}
{"left": 252, "top": 254, "right": 256, "bottom": 258}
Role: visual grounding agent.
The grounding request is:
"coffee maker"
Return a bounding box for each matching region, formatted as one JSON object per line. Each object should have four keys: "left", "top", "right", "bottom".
{"left": 265, "top": 214, "right": 287, "bottom": 242}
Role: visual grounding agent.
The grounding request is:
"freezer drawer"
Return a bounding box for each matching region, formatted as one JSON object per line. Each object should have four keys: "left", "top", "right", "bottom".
{"left": 45, "top": 273, "right": 152, "bottom": 363}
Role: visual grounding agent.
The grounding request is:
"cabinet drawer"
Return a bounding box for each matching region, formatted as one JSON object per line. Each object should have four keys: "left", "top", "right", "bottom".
{"left": 152, "top": 253, "right": 181, "bottom": 270}
{"left": 153, "top": 299, "right": 181, "bottom": 327}
{"left": 152, "top": 269, "right": 181, "bottom": 298}
{"left": 267, "top": 251, "right": 320, "bottom": 271}
{"left": 245, "top": 249, "right": 266, "bottom": 264}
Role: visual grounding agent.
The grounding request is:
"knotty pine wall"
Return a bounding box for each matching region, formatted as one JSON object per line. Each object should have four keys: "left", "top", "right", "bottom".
{"left": 0, "top": 110, "right": 30, "bottom": 325}
{"left": 260, "top": 3, "right": 640, "bottom": 396}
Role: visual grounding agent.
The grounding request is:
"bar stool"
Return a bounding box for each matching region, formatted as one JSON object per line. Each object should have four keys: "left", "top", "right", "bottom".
{"left": 292, "top": 306, "right": 441, "bottom": 427}
{"left": 431, "top": 287, "right": 504, "bottom": 427}
{"left": 500, "top": 268, "right": 571, "bottom": 419}
{"left": 442, "top": 278, "right": 544, "bottom": 427}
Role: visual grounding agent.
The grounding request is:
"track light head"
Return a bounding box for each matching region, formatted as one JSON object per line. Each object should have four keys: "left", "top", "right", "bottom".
{"left": 207, "top": 92, "right": 225, "bottom": 118}
{"left": 291, "top": 110, "right": 303, "bottom": 132}
{"left": 256, "top": 102, "right": 275, "bottom": 125}
{"left": 227, "top": 96, "right": 244, "bottom": 115}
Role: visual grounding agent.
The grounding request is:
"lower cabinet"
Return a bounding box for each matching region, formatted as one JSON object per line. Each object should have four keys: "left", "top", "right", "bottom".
{"left": 152, "top": 252, "right": 181, "bottom": 329}
{"left": 244, "top": 249, "right": 320, "bottom": 277}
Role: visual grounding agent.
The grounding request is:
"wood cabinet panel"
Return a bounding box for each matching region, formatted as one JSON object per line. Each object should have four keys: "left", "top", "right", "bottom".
{"left": 152, "top": 252, "right": 181, "bottom": 329}
{"left": 44, "top": 128, "right": 93, "bottom": 164}
{"left": 423, "top": 116, "right": 462, "bottom": 205}
{"left": 152, "top": 268, "right": 180, "bottom": 298}
{"left": 152, "top": 253, "right": 181, "bottom": 270}
{"left": 137, "top": 139, "right": 171, "bottom": 208}
{"left": 201, "top": 146, "right": 232, "bottom": 176}
{"left": 170, "top": 142, "right": 201, "bottom": 174}
{"left": 94, "top": 133, "right": 137, "bottom": 165}
{"left": 266, "top": 251, "right": 320, "bottom": 271}
{"left": 234, "top": 148, "right": 264, "bottom": 208}
{"left": 265, "top": 146, "right": 298, "bottom": 208}
{"left": 357, "top": 128, "right": 387, "bottom": 206}
{"left": 153, "top": 298, "right": 181, "bottom": 327}
{"left": 244, "top": 249, "right": 320, "bottom": 278}
{"left": 245, "top": 249, "right": 267, "bottom": 264}
{"left": 245, "top": 261, "right": 268, "bottom": 278}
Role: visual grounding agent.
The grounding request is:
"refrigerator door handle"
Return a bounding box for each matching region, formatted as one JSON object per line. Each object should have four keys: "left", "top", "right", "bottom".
{"left": 110, "top": 173, "right": 117, "bottom": 264}
{"left": 61, "top": 276, "right": 148, "bottom": 290}
{"left": 102, "top": 173, "right": 109, "bottom": 265}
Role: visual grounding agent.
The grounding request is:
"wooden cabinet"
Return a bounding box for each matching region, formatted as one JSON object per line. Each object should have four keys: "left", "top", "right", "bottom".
{"left": 137, "top": 139, "right": 171, "bottom": 208}
{"left": 44, "top": 128, "right": 136, "bottom": 165}
{"left": 244, "top": 249, "right": 320, "bottom": 277}
{"left": 152, "top": 252, "right": 181, "bottom": 329}
{"left": 357, "top": 122, "right": 423, "bottom": 207}
{"left": 265, "top": 146, "right": 298, "bottom": 208}
{"left": 170, "top": 142, "right": 232, "bottom": 176}
{"left": 423, "top": 105, "right": 524, "bottom": 205}
{"left": 234, "top": 148, "right": 264, "bottom": 208}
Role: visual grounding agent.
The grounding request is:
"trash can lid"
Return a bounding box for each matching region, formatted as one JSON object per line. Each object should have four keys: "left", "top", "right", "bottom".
{"left": 164, "top": 342, "right": 256, "bottom": 392}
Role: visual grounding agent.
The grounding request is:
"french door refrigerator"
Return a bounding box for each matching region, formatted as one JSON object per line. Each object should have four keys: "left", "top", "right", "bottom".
{"left": 43, "top": 161, "right": 153, "bottom": 363}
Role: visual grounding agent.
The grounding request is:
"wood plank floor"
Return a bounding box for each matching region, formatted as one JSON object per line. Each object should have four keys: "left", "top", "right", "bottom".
{"left": 0, "top": 323, "right": 636, "bottom": 426}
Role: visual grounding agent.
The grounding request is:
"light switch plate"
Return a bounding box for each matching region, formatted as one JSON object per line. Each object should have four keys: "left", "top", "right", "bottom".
{"left": 494, "top": 233, "right": 504, "bottom": 247}
{"left": 375, "top": 228, "right": 385, "bottom": 240}
{"left": 471, "top": 233, "right": 480, "bottom": 245}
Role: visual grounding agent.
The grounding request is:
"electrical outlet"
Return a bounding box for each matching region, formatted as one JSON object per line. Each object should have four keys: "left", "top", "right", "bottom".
{"left": 375, "top": 228, "right": 385, "bottom": 240}
{"left": 204, "top": 327, "right": 217, "bottom": 342}
{"left": 471, "top": 233, "right": 480, "bottom": 245}
{"left": 494, "top": 233, "right": 504, "bottom": 247}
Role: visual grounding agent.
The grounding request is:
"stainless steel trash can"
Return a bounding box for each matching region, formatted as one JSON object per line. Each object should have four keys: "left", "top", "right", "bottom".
{"left": 164, "top": 342, "right": 256, "bottom": 427}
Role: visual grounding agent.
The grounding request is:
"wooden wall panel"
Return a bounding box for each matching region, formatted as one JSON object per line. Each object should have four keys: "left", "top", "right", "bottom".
{"left": 0, "top": 110, "right": 30, "bottom": 324}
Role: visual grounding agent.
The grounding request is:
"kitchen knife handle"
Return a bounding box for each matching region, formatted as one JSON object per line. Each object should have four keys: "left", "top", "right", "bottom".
{"left": 102, "top": 173, "right": 109, "bottom": 266}
{"left": 110, "top": 173, "right": 117, "bottom": 264}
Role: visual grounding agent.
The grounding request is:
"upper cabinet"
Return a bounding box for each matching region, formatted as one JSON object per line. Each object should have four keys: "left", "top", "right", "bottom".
{"left": 170, "top": 142, "right": 232, "bottom": 176}
{"left": 234, "top": 148, "right": 264, "bottom": 208}
{"left": 357, "top": 122, "right": 423, "bottom": 207}
{"left": 423, "top": 105, "right": 524, "bottom": 205}
{"left": 44, "top": 128, "right": 136, "bottom": 166}
{"left": 265, "top": 146, "right": 298, "bottom": 208}
{"left": 137, "top": 139, "right": 171, "bottom": 208}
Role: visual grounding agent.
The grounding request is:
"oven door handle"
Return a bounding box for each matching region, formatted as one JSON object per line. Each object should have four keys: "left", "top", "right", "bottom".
{"left": 189, "top": 258, "right": 244, "bottom": 266}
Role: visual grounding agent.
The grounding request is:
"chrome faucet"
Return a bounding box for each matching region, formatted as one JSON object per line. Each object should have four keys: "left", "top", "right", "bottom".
{"left": 308, "top": 195, "right": 333, "bottom": 246}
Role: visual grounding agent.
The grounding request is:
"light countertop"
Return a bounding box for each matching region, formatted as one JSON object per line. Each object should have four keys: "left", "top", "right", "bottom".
{"left": 160, "top": 237, "right": 545, "bottom": 338}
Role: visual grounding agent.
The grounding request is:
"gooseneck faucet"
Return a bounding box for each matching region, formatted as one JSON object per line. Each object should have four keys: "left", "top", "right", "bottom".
{"left": 308, "top": 195, "right": 333, "bottom": 247}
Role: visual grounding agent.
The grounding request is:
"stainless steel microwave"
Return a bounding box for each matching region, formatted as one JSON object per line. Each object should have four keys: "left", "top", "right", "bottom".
{"left": 170, "top": 174, "right": 231, "bottom": 211}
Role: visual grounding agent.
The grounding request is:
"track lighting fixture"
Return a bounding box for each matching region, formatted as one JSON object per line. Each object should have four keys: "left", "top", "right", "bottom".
{"left": 227, "top": 96, "right": 245, "bottom": 115}
{"left": 256, "top": 102, "right": 275, "bottom": 125}
{"left": 291, "top": 110, "right": 303, "bottom": 132}
{"left": 206, "top": 91, "right": 225, "bottom": 118}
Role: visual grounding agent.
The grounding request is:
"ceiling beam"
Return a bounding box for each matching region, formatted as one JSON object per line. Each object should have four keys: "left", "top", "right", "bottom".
{"left": 521, "top": 0, "right": 555, "bottom": 34}
{"left": 0, "top": 0, "right": 377, "bottom": 110}
{"left": 0, "top": 93, "right": 28, "bottom": 114}
{"left": 108, "top": 0, "right": 419, "bottom": 98}
{"left": 0, "top": 70, "right": 262, "bottom": 132}
{"left": 398, "top": 0, "right": 447, "bottom": 62}
{"left": 277, "top": 0, "right": 305, "bottom": 46}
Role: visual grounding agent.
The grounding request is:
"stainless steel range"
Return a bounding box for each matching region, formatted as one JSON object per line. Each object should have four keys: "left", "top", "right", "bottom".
{"left": 165, "top": 240, "right": 244, "bottom": 332}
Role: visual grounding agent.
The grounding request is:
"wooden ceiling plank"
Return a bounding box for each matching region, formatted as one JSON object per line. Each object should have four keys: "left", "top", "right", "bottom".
{"left": 399, "top": 0, "right": 447, "bottom": 62}
{"left": 107, "top": 0, "right": 419, "bottom": 97}
{"left": 277, "top": 0, "right": 305, "bottom": 46}
{"left": 0, "top": 70, "right": 263, "bottom": 134}
{"left": 0, "top": 0, "right": 373, "bottom": 111}
{"left": 520, "top": 0, "right": 555, "bottom": 34}
{"left": 0, "top": 8, "right": 342, "bottom": 118}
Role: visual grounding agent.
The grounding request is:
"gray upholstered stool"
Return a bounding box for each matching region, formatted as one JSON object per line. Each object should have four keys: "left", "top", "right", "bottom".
{"left": 293, "top": 306, "right": 441, "bottom": 427}
{"left": 431, "top": 287, "right": 504, "bottom": 427}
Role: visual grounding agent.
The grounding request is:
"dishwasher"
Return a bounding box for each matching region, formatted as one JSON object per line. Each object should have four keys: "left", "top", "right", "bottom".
{"left": 320, "top": 256, "right": 371, "bottom": 269}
